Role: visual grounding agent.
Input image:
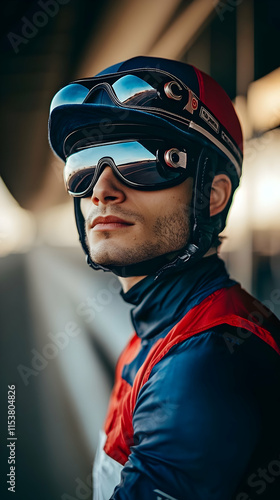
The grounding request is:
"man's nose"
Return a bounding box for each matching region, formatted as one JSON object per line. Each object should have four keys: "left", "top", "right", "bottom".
{"left": 90, "top": 165, "right": 126, "bottom": 206}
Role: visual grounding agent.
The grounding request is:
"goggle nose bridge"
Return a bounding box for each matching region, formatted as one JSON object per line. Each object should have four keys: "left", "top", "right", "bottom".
{"left": 95, "top": 156, "right": 119, "bottom": 181}
{"left": 81, "top": 156, "right": 122, "bottom": 196}
{"left": 84, "top": 82, "right": 117, "bottom": 104}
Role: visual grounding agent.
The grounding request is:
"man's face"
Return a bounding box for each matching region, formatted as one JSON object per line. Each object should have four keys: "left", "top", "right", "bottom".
{"left": 80, "top": 166, "right": 193, "bottom": 267}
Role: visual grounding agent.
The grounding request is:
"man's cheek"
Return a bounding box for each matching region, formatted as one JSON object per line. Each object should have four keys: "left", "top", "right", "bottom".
{"left": 80, "top": 199, "right": 91, "bottom": 218}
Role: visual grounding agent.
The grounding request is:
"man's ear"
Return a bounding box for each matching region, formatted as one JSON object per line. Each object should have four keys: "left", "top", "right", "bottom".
{"left": 210, "top": 174, "right": 232, "bottom": 217}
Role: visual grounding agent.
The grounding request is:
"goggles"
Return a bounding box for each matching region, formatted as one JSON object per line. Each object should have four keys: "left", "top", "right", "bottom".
{"left": 50, "top": 69, "right": 198, "bottom": 117}
{"left": 64, "top": 139, "right": 190, "bottom": 196}
{"left": 50, "top": 68, "right": 242, "bottom": 177}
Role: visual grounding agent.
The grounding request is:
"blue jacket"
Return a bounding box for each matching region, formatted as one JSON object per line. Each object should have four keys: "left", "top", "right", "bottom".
{"left": 93, "top": 255, "right": 280, "bottom": 500}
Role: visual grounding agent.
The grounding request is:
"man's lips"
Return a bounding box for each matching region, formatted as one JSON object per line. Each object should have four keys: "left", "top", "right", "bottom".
{"left": 90, "top": 216, "right": 134, "bottom": 231}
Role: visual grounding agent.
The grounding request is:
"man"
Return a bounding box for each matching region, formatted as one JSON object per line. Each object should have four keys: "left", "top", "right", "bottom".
{"left": 48, "top": 56, "right": 280, "bottom": 500}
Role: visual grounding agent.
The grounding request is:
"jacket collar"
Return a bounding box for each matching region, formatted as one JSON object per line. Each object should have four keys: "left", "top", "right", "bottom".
{"left": 121, "top": 254, "right": 236, "bottom": 340}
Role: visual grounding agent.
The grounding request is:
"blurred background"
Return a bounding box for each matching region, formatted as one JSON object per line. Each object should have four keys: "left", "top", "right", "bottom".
{"left": 1, "top": 0, "right": 280, "bottom": 498}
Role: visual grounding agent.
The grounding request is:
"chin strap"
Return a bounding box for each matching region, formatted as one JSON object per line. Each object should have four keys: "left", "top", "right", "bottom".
{"left": 73, "top": 146, "right": 223, "bottom": 280}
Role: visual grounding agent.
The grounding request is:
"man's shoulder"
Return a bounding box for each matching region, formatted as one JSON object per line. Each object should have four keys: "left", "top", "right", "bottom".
{"left": 171, "top": 283, "right": 280, "bottom": 357}
{"left": 137, "top": 324, "right": 280, "bottom": 418}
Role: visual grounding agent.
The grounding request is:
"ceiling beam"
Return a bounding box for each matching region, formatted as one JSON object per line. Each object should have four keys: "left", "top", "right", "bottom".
{"left": 77, "top": 0, "right": 182, "bottom": 77}
{"left": 148, "top": 0, "right": 220, "bottom": 59}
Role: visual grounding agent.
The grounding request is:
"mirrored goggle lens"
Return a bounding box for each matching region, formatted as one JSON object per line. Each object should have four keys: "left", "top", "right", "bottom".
{"left": 64, "top": 141, "right": 187, "bottom": 196}
{"left": 111, "top": 75, "right": 158, "bottom": 106}
{"left": 50, "top": 83, "right": 89, "bottom": 112}
{"left": 50, "top": 75, "right": 158, "bottom": 112}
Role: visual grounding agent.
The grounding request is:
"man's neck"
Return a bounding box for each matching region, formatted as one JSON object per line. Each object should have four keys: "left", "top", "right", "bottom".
{"left": 118, "top": 248, "right": 218, "bottom": 293}
{"left": 118, "top": 275, "right": 148, "bottom": 293}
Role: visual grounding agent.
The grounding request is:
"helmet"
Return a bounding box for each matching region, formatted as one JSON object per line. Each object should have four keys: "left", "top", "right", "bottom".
{"left": 48, "top": 56, "right": 243, "bottom": 278}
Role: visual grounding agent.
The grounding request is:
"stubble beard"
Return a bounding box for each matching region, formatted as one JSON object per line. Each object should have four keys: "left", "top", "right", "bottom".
{"left": 85, "top": 205, "right": 190, "bottom": 267}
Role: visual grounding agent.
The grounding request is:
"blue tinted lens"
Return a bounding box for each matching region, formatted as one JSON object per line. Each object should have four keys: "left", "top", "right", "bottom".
{"left": 50, "top": 84, "right": 89, "bottom": 112}
{"left": 66, "top": 142, "right": 155, "bottom": 169}
{"left": 112, "top": 75, "right": 157, "bottom": 105}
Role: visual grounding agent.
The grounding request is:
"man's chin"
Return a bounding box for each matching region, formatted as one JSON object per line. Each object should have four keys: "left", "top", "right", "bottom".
{"left": 89, "top": 248, "right": 159, "bottom": 268}
{"left": 90, "top": 255, "right": 141, "bottom": 267}
{"left": 89, "top": 250, "right": 138, "bottom": 267}
{"left": 88, "top": 242, "right": 184, "bottom": 268}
